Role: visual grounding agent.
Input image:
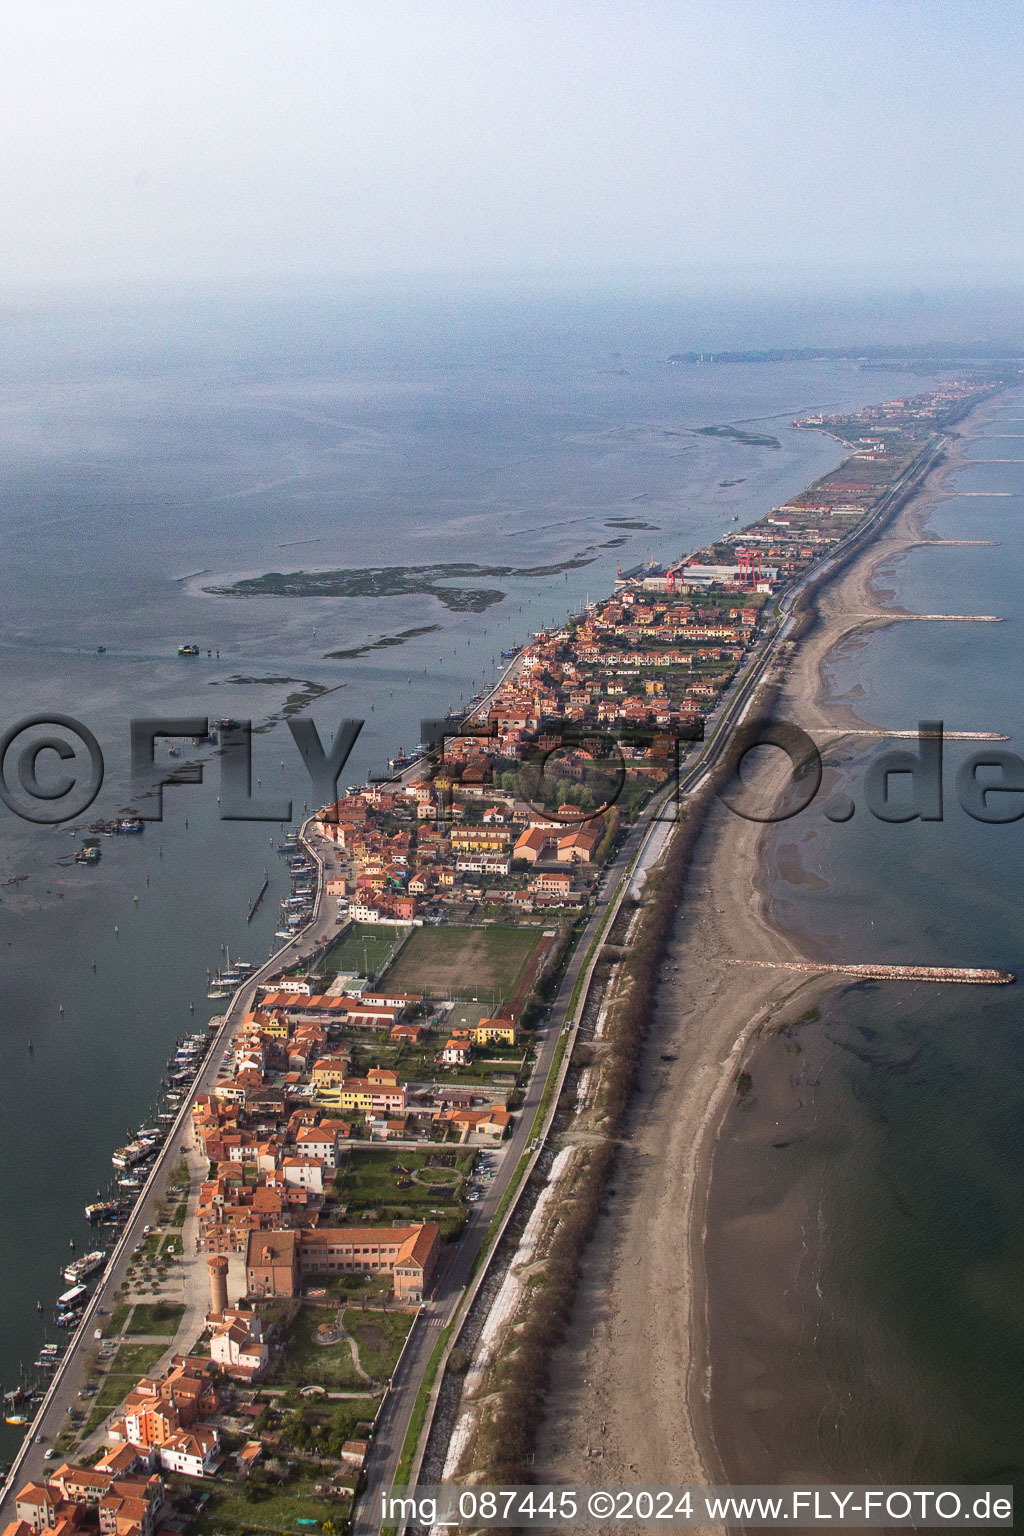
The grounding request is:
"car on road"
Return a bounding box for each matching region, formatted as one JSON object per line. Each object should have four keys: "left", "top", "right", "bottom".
{"left": 43, "top": 1449, "right": 55, "bottom": 1460}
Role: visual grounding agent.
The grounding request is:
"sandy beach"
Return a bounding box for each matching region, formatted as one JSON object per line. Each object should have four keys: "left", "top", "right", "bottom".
{"left": 534, "top": 395, "right": 1004, "bottom": 1506}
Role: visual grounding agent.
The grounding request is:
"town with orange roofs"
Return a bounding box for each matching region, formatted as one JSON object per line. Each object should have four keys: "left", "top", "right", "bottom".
{"left": 1, "top": 377, "right": 994, "bottom": 1536}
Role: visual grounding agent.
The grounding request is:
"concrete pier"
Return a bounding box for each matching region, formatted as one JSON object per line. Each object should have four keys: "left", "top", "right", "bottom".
{"left": 811, "top": 728, "right": 1008, "bottom": 741}
{"left": 740, "top": 960, "right": 1014, "bottom": 985}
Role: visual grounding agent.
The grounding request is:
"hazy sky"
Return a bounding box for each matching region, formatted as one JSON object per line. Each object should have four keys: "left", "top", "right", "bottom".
{"left": 3, "top": 0, "right": 1024, "bottom": 287}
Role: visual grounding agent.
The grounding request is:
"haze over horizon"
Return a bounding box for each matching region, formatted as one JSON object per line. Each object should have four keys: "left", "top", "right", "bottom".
{"left": 3, "top": 0, "right": 1024, "bottom": 291}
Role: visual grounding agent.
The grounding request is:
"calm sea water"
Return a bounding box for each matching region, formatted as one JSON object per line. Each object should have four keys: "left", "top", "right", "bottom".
{"left": 708, "top": 391, "right": 1024, "bottom": 1485}
{"left": 0, "top": 275, "right": 988, "bottom": 1462}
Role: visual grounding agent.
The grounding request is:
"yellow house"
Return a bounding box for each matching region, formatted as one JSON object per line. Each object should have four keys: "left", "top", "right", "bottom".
{"left": 471, "top": 1018, "right": 518, "bottom": 1046}
{"left": 311, "top": 1055, "right": 350, "bottom": 1090}
{"left": 314, "top": 1079, "right": 372, "bottom": 1111}
{"left": 450, "top": 826, "right": 510, "bottom": 853}
{"left": 335, "top": 1079, "right": 374, "bottom": 1111}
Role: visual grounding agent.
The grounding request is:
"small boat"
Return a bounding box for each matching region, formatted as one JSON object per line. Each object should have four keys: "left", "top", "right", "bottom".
{"left": 177, "top": 643, "right": 200, "bottom": 657}
{"left": 117, "top": 817, "right": 144, "bottom": 834}
{"left": 57, "top": 1283, "right": 88, "bottom": 1310}
{"left": 4, "top": 1414, "right": 28, "bottom": 1426}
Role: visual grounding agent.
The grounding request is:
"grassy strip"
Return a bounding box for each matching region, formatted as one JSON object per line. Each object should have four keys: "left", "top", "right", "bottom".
{"left": 100, "top": 1303, "right": 130, "bottom": 1338}
{"left": 125, "top": 1301, "right": 185, "bottom": 1336}
{"left": 393, "top": 1324, "right": 452, "bottom": 1486}
{"left": 528, "top": 1034, "right": 568, "bottom": 1141}
{"left": 563, "top": 911, "right": 610, "bottom": 1023}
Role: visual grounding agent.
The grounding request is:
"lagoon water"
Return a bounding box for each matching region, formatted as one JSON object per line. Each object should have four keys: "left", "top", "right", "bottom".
{"left": 0, "top": 276, "right": 1003, "bottom": 1466}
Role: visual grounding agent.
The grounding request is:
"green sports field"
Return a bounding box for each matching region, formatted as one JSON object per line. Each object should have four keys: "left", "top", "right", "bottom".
{"left": 379, "top": 922, "right": 542, "bottom": 1003}
{"left": 322, "top": 922, "right": 409, "bottom": 978}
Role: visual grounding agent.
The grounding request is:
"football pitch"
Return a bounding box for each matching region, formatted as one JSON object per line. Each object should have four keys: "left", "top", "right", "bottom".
{"left": 379, "top": 923, "right": 543, "bottom": 1003}
{"left": 322, "top": 923, "right": 409, "bottom": 978}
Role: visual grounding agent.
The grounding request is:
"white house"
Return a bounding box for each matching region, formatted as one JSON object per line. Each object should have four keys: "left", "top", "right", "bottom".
{"left": 294, "top": 1125, "right": 341, "bottom": 1168}
{"left": 210, "top": 1310, "right": 270, "bottom": 1380}
{"left": 158, "top": 1426, "right": 220, "bottom": 1478}
{"left": 280, "top": 1156, "right": 325, "bottom": 1194}
{"left": 439, "top": 1036, "right": 473, "bottom": 1067}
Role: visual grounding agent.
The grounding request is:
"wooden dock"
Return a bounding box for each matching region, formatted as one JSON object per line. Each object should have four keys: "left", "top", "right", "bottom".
{"left": 246, "top": 870, "right": 270, "bottom": 923}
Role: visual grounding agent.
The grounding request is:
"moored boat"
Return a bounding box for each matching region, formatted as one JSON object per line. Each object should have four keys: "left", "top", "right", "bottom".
{"left": 63, "top": 1250, "right": 105, "bottom": 1285}
{"left": 85, "top": 1199, "right": 122, "bottom": 1222}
